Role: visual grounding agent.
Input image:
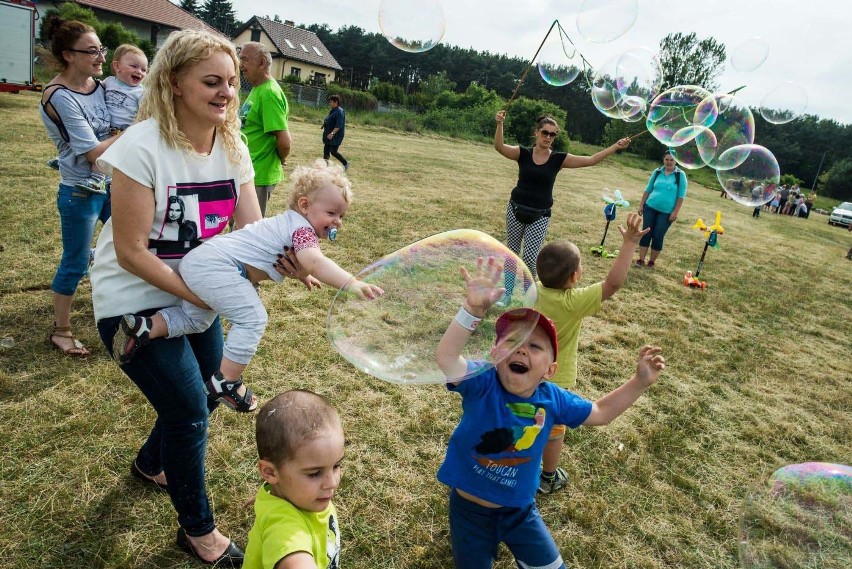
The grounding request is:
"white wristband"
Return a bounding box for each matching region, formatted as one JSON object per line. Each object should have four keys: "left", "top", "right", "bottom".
{"left": 455, "top": 307, "right": 482, "bottom": 331}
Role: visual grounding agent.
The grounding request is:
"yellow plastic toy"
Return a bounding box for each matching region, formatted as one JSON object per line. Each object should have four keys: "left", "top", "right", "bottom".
{"left": 685, "top": 211, "right": 724, "bottom": 289}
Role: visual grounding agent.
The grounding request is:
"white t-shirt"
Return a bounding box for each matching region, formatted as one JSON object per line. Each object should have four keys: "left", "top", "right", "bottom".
{"left": 90, "top": 118, "right": 254, "bottom": 320}
{"left": 193, "top": 209, "right": 317, "bottom": 283}
{"left": 103, "top": 76, "right": 143, "bottom": 130}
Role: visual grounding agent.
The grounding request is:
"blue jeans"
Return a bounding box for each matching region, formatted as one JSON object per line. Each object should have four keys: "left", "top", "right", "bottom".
{"left": 639, "top": 204, "right": 673, "bottom": 252}
{"left": 97, "top": 310, "right": 223, "bottom": 536}
{"left": 52, "top": 184, "right": 110, "bottom": 296}
{"left": 448, "top": 489, "right": 564, "bottom": 569}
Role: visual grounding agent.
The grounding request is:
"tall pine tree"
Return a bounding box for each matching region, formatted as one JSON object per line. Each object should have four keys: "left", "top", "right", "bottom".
{"left": 179, "top": 0, "right": 200, "bottom": 17}
{"left": 199, "top": 0, "right": 240, "bottom": 35}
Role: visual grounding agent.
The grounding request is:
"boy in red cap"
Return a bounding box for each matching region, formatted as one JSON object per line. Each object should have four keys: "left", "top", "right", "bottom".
{"left": 435, "top": 256, "right": 666, "bottom": 569}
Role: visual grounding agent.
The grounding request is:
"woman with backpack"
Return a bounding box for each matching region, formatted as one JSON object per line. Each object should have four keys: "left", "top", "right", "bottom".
{"left": 636, "top": 150, "right": 687, "bottom": 268}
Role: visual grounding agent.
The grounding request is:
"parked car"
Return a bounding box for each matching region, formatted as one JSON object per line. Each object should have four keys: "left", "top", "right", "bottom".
{"left": 828, "top": 202, "right": 852, "bottom": 227}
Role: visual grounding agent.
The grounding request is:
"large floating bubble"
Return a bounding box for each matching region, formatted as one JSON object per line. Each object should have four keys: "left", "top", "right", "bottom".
{"left": 668, "top": 140, "right": 707, "bottom": 170}
{"left": 537, "top": 26, "right": 582, "bottom": 86}
{"left": 378, "top": 0, "right": 446, "bottom": 53}
{"left": 646, "top": 85, "right": 716, "bottom": 147}
{"left": 760, "top": 82, "right": 808, "bottom": 125}
{"left": 730, "top": 37, "right": 770, "bottom": 73}
{"left": 716, "top": 144, "right": 780, "bottom": 207}
{"left": 327, "top": 230, "right": 539, "bottom": 385}
{"left": 591, "top": 47, "right": 662, "bottom": 122}
{"left": 695, "top": 94, "right": 755, "bottom": 170}
{"left": 576, "top": 0, "right": 638, "bottom": 43}
{"left": 740, "top": 462, "right": 852, "bottom": 569}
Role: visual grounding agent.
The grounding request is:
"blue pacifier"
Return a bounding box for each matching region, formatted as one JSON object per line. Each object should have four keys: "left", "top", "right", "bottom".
{"left": 328, "top": 228, "right": 338, "bottom": 242}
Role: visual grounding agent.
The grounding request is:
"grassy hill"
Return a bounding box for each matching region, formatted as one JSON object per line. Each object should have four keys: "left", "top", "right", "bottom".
{"left": 1, "top": 91, "right": 850, "bottom": 568}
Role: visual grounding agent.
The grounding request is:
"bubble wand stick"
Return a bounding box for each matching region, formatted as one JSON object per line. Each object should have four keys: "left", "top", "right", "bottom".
{"left": 504, "top": 20, "right": 594, "bottom": 110}
{"left": 504, "top": 20, "right": 559, "bottom": 110}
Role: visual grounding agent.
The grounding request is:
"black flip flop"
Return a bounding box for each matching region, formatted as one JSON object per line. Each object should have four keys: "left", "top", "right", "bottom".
{"left": 130, "top": 461, "right": 168, "bottom": 492}
{"left": 177, "top": 527, "right": 244, "bottom": 567}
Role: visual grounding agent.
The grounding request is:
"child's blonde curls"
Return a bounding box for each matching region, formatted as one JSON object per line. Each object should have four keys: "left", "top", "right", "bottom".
{"left": 288, "top": 159, "right": 352, "bottom": 210}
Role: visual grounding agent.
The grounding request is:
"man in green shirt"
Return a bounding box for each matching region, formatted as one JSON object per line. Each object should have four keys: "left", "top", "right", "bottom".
{"left": 238, "top": 42, "right": 291, "bottom": 216}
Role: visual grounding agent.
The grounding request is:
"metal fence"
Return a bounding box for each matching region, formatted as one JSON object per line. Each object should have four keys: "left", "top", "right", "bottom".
{"left": 287, "top": 84, "right": 327, "bottom": 107}
{"left": 239, "top": 80, "right": 327, "bottom": 108}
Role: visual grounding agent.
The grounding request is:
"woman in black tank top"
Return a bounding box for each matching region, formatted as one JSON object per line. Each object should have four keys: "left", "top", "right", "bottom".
{"left": 493, "top": 111, "right": 630, "bottom": 297}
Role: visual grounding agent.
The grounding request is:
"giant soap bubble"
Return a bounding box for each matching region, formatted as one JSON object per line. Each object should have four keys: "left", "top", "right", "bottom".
{"left": 668, "top": 140, "right": 707, "bottom": 170}
{"left": 716, "top": 144, "right": 780, "bottom": 207}
{"left": 327, "top": 230, "right": 539, "bottom": 385}
{"left": 576, "top": 0, "right": 638, "bottom": 43}
{"left": 537, "top": 26, "right": 582, "bottom": 86}
{"left": 646, "top": 85, "right": 717, "bottom": 147}
{"left": 730, "top": 37, "right": 770, "bottom": 73}
{"left": 378, "top": 0, "right": 446, "bottom": 53}
{"left": 760, "top": 82, "right": 808, "bottom": 125}
{"left": 740, "top": 462, "right": 852, "bottom": 569}
{"left": 591, "top": 47, "right": 662, "bottom": 122}
{"left": 695, "top": 93, "right": 755, "bottom": 170}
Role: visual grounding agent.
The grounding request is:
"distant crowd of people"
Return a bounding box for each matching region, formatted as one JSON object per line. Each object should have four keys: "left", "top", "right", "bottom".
{"left": 764, "top": 184, "right": 815, "bottom": 218}
{"left": 722, "top": 183, "right": 815, "bottom": 219}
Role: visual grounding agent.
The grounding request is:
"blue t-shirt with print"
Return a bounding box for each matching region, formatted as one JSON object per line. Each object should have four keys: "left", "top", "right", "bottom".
{"left": 437, "top": 363, "right": 592, "bottom": 507}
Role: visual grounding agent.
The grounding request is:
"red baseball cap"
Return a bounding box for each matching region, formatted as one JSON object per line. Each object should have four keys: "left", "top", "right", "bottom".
{"left": 495, "top": 308, "right": 558, "bottom": 360}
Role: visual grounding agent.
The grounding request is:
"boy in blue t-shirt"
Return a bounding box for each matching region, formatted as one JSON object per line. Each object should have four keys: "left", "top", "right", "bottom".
{"left": 435, "top": 257, "right": 666, "bottom": 569}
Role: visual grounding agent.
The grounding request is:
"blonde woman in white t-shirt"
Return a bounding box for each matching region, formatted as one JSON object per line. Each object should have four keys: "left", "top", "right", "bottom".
{"left": 89, "top": 29, "right": 304, "bottom": 566}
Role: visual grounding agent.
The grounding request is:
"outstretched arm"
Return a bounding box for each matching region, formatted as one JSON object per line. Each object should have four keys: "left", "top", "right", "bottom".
{"left": 582, "top": 345, "right": 665, "bottom": 426}
{"left": 436, "top": 257, "right": 505, "bottom": 381}
{"left": 562, "top": 138, "right": 629, "bottom": 169}
{"left": 601, "top": 212, "right": 650, "bottom": 300}
{"left": 274, "top": 247, "right": 323, "bottom": 291}
{"left": 295, "top": 247, "right": 382, "bottom": 299}
{"left": 494, "top": 110, "right": 521, "bottom": 161}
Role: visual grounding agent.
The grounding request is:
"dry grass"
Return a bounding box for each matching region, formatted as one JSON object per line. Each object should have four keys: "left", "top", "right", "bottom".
{"left": 1, "top": 91, "right": 850, "bottom": 568}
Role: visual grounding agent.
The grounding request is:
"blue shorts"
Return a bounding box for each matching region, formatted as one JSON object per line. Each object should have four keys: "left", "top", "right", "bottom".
{"left": 448, "top": 489, "right": 565, "bottom": 569}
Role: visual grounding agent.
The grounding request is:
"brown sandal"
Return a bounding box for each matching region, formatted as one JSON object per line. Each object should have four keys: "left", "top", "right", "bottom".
{"left": 49, "top": 324, "right": 90, "bottom": 357}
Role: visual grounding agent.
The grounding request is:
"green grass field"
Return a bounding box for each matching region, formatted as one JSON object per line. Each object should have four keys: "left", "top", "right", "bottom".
{"left": 1, "top": 90, "right": 850, "bottom": 568}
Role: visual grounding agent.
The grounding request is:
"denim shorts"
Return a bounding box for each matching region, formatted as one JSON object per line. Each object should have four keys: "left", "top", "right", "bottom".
{"left": 448, "top": 489, "right": 564, "bottom": 569}
{"left": 51, "top": 183, "right": 110, "bottom": 296}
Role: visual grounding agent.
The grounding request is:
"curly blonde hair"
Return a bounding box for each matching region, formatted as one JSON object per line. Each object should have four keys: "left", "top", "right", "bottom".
{"left": 288, "top": 159, "right": 352, "bottom": 210}
{"left": 136, "top": 29, "right": 243, "bottom": 165}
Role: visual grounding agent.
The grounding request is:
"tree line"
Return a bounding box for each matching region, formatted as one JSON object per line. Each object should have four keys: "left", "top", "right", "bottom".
{"left": 303, "top": 23, "right": 851, "bottom": 200}
{"left": 49, "top": 3, "right": 852, "bottom": 200}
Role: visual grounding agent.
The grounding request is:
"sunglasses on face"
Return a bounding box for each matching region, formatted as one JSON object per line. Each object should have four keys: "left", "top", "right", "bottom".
{"left": 68, "top": 46, "right": 109, "bottom": 58}
{"left": 539, "top": 129, "right": 558, "bottom": 138}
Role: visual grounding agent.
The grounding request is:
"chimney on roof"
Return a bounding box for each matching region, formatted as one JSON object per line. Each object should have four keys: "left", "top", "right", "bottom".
{"left": 284, "top": 20, "right": 295, "bottom": 26}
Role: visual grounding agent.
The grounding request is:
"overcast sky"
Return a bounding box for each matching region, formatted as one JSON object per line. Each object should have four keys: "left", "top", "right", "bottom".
{"left": 230, "top": 0, "right": 852, "bottom": 126}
